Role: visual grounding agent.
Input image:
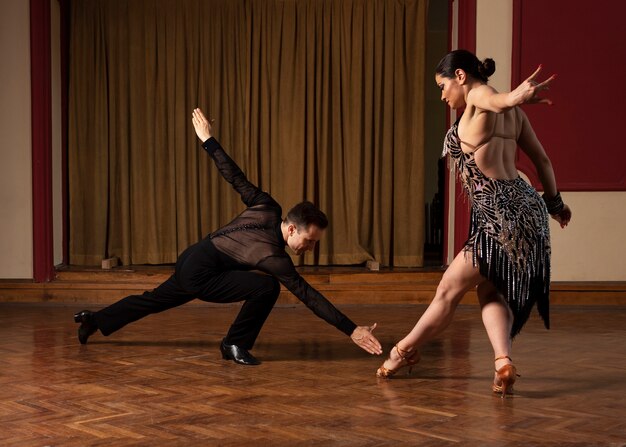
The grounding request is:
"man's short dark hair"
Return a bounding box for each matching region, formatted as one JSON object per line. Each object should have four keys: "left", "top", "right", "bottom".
{"left": 284, "top": 201, "right": 328, "bottom": 230}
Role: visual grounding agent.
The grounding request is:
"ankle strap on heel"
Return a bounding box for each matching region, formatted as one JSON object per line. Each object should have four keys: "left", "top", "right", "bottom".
{"left": 396, "top": 345, "right": 412, "bottom": 360}
{"left": 494, "top": 356, "right": 520, "bottom": 376}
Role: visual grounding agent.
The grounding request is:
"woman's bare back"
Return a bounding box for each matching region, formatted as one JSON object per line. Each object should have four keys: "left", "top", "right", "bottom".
{"left": 459, "top": 107, "right": 522, "bottom": 180}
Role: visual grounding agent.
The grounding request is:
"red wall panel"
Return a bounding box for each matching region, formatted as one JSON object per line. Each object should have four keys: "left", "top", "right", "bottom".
{"left": 513, "top": 0, "right": 626, "bottom": 191}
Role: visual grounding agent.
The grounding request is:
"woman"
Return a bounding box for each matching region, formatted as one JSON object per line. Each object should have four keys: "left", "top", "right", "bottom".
{"left": 376, "top": 50, "right": 571, "bottom": 397}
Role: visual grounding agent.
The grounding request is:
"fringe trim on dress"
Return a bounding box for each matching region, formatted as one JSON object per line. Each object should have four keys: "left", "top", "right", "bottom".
{"left": 466, "top": 228, "right": 550, "bottom": 337}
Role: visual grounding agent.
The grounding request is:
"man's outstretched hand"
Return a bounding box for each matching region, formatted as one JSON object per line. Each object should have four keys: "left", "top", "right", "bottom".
{"left": 192, "top": 108, "right": 213, "bottom": 143}
{"left": 351, "top": 323, "right": 383, "bottom": 355}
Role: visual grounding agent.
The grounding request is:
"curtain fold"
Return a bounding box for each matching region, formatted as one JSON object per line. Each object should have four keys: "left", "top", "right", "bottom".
{"left": 69, "top": 0, "right": 426, "bottom": 267}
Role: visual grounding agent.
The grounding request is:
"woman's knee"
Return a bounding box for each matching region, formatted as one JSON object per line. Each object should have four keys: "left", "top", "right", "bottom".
{"left": 434, "top": 277, "right": 466, "bottom": 305}
{"left": 435, "top": 252, "right": 481, "bottom": 305}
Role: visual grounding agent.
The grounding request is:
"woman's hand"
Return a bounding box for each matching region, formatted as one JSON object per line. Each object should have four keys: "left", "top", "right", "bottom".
{"left": 508, "top": 65, "right": 556, "bottom": 107}
{"left": 192, "top": 108, "right": 213, "bottom": 142}
{"left": 551, "top": 204, "right": 572, "bottom": 228}
{"left": 350, "top": 323, "right": 383, "bottom": 355}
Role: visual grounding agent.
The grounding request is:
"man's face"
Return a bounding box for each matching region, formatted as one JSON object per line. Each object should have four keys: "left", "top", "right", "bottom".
{"left": 287, "top": 224, "right": 324, "bottom": 255}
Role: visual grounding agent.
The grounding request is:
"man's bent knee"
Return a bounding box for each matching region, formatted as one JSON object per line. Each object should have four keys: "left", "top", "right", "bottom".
{"left": 259, "top": 275, "right": 280, "bottom": 299}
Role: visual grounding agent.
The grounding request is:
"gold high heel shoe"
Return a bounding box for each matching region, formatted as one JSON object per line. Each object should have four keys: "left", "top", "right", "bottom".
{"left": 376, "top": 344, "right": 420, "bottom": 378}
{"left": 492, "top": 355, "right": 520, "bottom": 398}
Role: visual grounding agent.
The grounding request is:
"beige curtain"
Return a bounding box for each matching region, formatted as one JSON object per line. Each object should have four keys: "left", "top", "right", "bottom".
{"left": 69, "top": 0, "right": 426, "bottom": 267}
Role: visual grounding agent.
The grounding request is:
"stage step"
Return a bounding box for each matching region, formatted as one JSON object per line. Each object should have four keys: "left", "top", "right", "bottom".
{"left": 1, "top": 266, "right": 625, "bottom": 306}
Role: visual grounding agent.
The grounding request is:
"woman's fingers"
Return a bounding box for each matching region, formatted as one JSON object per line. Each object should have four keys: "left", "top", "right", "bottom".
{"left": 526, "top": 65, "right": 543, "bottom": 82}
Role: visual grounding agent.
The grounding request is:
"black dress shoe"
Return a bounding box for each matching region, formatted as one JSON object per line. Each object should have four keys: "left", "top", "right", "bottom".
{"left": 74, "top": 310, "right": 98, "bottom": 345}
{"left": 220, "top": 339, "right": 260, "bottom": 365}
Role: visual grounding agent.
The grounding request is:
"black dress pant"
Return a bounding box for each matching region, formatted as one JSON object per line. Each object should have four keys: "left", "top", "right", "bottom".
{"left": 93, "top": 243, "right": 281, "bottom": 350}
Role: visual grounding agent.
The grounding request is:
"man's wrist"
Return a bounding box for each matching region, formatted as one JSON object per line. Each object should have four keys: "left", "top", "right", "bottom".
{"left": 351, "top": 327, "right": 365, "bottom": 341}
{"left": 201, "top": 137, "right": 219, "bottom": 155}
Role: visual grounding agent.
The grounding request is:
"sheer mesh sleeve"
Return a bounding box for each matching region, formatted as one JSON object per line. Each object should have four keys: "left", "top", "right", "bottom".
{"left": 258, "top": 255, "right": 357, "bottom": 336}
{"left": 202, "top": 137, "right": 279, "bottom": 208}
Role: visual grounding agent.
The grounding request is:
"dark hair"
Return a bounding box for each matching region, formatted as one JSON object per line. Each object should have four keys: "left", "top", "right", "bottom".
{"left": 435, "top": 49, "right": 495, "bottom": 82}
{"left": 284, "top": 201, "right": 328, "bottom": 230}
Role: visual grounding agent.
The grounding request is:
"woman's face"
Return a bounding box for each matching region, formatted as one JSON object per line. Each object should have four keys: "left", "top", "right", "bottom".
{"left": 435, "top": 73, "right": 465, "bottom": 110}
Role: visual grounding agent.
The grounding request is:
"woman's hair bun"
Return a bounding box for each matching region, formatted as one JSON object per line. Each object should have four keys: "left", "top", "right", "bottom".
{"left": 436, "top": 50, "right": 496, "bottom": 83}
{"left": 479, "top": 58, "right": 496, "bottom": 78}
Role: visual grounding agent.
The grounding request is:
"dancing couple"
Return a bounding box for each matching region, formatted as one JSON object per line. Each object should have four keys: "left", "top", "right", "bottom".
{"left": 75, "top": 50, "right": 571, "bottom": 397}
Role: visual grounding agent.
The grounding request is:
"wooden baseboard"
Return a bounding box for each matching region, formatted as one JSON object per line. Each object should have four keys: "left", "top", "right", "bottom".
{"left": 1, "top": 266, "right": 625, "bottom": 306}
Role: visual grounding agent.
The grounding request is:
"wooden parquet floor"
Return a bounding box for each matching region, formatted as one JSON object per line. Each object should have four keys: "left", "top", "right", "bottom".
{"left": 0, "top": 302, "right": 625, "bottom": 446}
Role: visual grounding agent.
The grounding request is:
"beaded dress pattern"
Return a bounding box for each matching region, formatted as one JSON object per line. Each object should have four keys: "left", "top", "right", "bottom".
{"left": 443, "top": 120, "right": 551, "bottom": 336}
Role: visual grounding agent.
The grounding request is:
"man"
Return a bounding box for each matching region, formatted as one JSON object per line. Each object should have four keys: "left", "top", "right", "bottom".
{"left": 74, "top": 108, "right": 382, "bottom": 365}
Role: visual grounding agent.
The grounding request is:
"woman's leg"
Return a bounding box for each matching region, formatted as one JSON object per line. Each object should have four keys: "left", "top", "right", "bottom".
{"left": 379, "top": 250, "right": 483, "bottom": 372}
{"left": 477, "top": 280, "right": 514, "bottom": 371}
{"left": 400, "top": 251, "right": 483, "bottom": 348}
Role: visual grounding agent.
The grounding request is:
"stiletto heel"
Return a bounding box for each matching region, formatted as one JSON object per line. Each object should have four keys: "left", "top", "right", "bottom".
{"left": 376, "top": 344, "right": 420, "bottom": 378}
{"left": 492, "top": 355, "right": 520, "bottom": 398}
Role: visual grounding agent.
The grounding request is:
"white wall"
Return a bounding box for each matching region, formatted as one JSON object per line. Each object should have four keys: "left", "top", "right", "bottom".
{"left": 476, "top": 0, "right": 512, "bottom": 94}
{"left": 476, "top": 0, "right": 626, "bottom": 281}
{"left": 550, "top": 192, "right": 626, "bottom": 281}
{"left": 0, "top": 0, "right": 64, "bottom": 279}
{"left": 0, "top": 0, "right": 33, "bottom": 279}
